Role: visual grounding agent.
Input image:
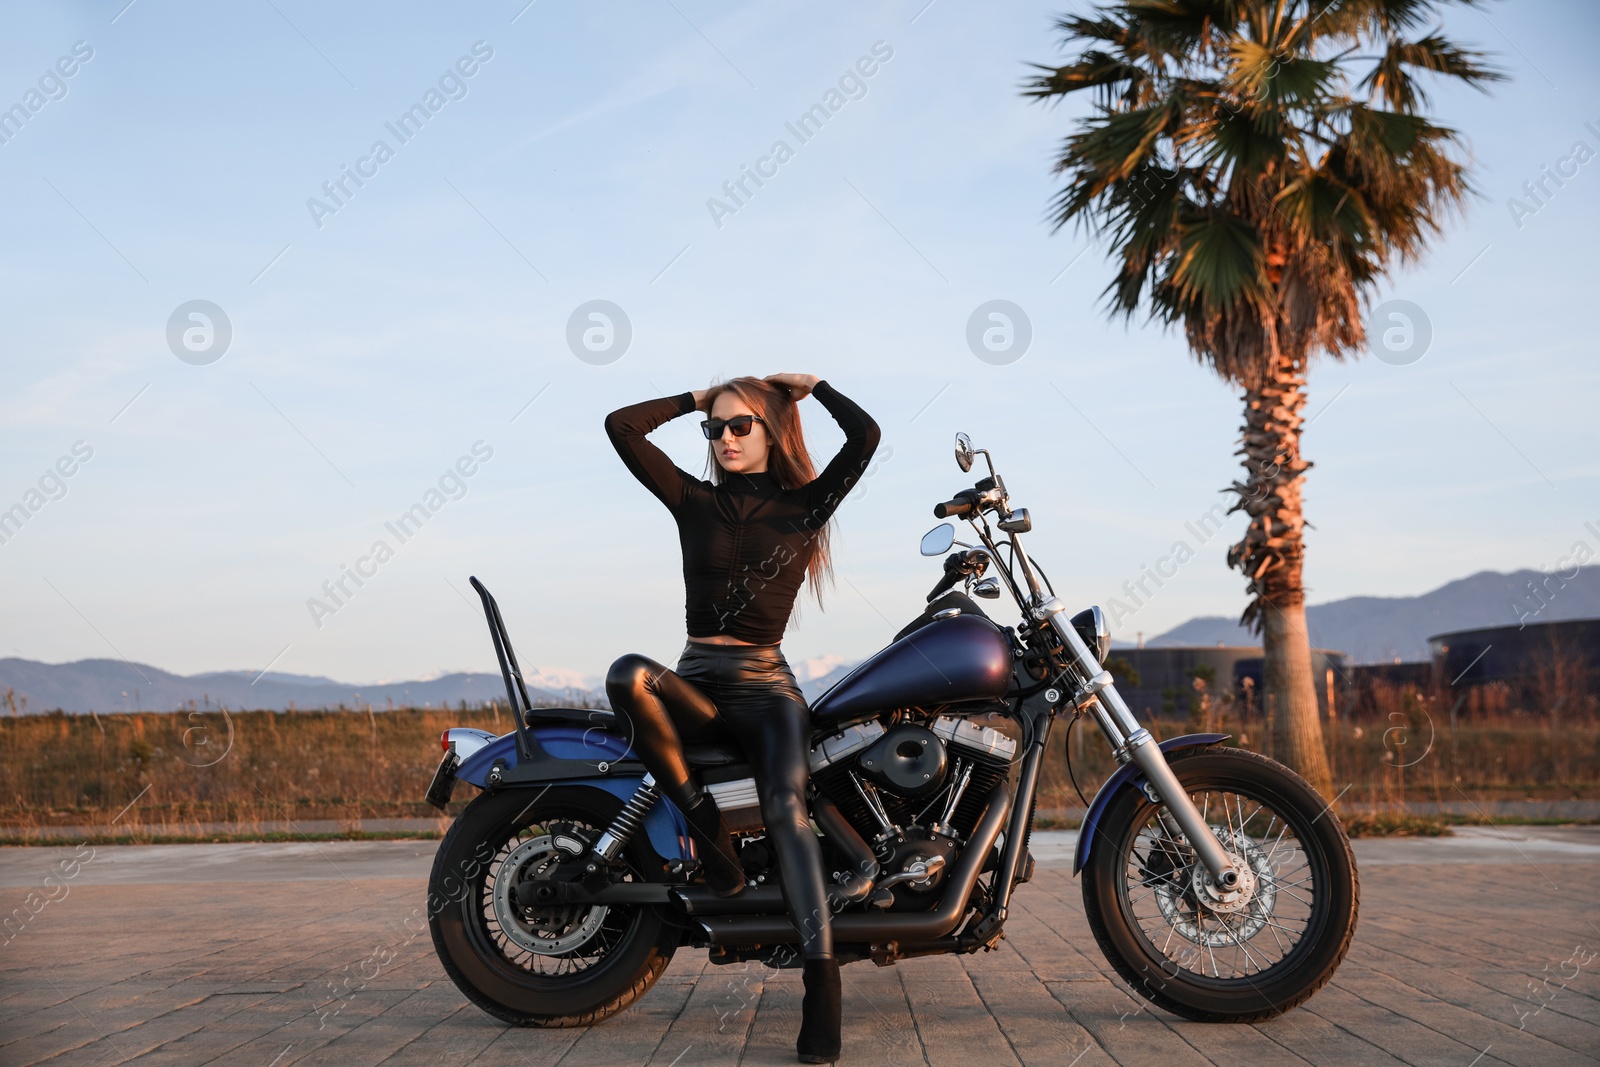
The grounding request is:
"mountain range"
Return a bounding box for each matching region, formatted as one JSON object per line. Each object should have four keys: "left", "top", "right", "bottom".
{"left": 0, "top": 653, "right": 856, "bottom": 715}
{"left": 3, "top": 567, "right": 1594, "bottom": 713}
{"left": 1140, "top": 566, "right": 1600, "bottom": 662}
{"left": 0, "top": 658, "right": 588, "bottom": 716}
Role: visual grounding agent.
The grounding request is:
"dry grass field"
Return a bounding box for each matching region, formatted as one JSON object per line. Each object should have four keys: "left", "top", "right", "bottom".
{"left": 1, "top": 682, "right": 1594, "bottom": 843}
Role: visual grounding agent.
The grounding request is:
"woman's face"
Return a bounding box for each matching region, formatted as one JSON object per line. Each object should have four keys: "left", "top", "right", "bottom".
{"left": 709, "top": 392, "right": 770, "bottom": 474}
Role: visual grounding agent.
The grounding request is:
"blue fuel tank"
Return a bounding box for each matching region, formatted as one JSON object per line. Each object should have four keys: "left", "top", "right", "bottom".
{"left": 809, "top": 613, "right": 1014, "bottom": 728}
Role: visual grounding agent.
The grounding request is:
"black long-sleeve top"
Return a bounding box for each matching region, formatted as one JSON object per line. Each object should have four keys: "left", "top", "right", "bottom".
{"left": 604, "top": 381, "right": 881, "bottom": 644}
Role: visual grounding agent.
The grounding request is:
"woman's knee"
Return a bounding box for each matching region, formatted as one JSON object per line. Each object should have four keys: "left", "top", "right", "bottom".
{"left": 760, "top": 785, "right": 812, "bottom": 834}
{"left": 604, "top": 653, "right": 662, "bottom": 703}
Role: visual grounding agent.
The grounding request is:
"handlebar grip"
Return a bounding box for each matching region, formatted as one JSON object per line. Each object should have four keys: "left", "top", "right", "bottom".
{"left": 934, "top": 498, "right": 973, "bottom": 518}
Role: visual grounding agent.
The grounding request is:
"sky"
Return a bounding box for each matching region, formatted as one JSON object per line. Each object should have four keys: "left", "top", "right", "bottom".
{"left": 2, "top": 0, "right": 1597, "bottom": 689}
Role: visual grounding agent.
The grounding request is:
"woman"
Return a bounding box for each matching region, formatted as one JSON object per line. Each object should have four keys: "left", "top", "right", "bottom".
{"left": 603, "top": 372, "right": 879, "bottom": 1065}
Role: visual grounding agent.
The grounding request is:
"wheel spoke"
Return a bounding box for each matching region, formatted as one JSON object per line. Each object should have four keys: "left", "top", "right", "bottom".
{"left": 1219, "top": 914, "right": 1267, "bottom": 974}
{"left": 1114, "top": 779, "right": 1332, "bottom": 986}
{"left": 1263, "top": 873, "right": 1315, "bottom": 892}
{"left": 469, "top": 813, "right": 651, "bottom": 977}
{"left": 1267, "top": 886, "right": 1315, "bottom": 908}
{"left": 1263, "top": 912, "right": 1290, "bottom": 956}
{"left": 1263, "top": 820, "right": 1293, "bottom": 865}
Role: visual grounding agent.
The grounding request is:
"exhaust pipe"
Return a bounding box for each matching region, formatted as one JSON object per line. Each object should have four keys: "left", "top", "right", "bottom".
{"left": 811, "top": 792, "right": 879, "bottom": 904}
{"left": 675, "top": 794, "right": 887, "bottom": 915}
{"left": 672, "top": 885, "right": 787, "bottom": 915}
{"left": 695, "top": 782, "right": 1011, "bottom": 945}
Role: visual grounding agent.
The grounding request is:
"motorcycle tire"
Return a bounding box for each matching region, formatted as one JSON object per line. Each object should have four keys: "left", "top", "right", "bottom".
{"left": 1082, "top": 747, "right": 1358, "bottom": 1023}
{"left": 429, "top": 784, "right": 681, "bottom": 1027}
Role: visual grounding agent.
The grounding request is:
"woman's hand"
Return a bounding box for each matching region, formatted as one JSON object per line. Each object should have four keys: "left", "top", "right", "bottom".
{"left": 690, "top": 388, "right": 710, "bottom": 412}
{"left": 763, "top": 373, "right": 819, "bottom": 401}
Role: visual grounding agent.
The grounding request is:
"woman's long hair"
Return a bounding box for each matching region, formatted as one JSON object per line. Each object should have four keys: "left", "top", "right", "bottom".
{"left": 703, "top": 376, "right": 834, "bottom": 609}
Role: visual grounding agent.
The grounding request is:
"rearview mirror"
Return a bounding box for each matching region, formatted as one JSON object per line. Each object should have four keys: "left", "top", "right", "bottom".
{"left": 954, "top": 432, "right": 975, "bottom": 473}
{"left": 919, "top": 523, "right": 955, "bottom": 556}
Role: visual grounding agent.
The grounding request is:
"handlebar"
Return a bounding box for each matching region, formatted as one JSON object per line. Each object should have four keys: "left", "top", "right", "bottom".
{"left": 925, "top": 457, "right": 1047, "bottom": 609}
{"left": 934, "top": 483, "right": 1009, "bottom": 520}
{"left": 925, "top": 548, "right": 990, "bottom": 603}
{"left": 926, "top": 568, "right": 963, "bottom": 602}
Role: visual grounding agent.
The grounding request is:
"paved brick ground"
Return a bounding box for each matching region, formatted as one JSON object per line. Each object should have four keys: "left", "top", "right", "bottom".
{"left": 1, "top": 827, "right": 1596, "bottom": 1065}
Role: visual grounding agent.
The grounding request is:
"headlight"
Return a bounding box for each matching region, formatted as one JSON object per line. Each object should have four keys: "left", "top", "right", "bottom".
{"left": 1070, "top": 606, "right": 1110, "bottom": 665}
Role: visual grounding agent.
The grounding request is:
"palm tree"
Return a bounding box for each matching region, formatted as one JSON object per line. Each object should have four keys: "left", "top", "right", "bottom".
{"left": 1024, "top": 0, "right": 1499, "bottom": 795}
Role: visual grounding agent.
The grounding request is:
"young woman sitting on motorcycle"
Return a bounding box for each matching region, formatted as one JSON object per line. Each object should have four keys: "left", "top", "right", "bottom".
{"left": 604, "top": 372, "right": 880, "bottom": 1064}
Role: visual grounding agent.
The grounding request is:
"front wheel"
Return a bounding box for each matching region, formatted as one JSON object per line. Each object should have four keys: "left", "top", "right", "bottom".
{"left": 428, "top": 785, "right": 681, "bottom": 1026}
{"left": 1082, "top": 747, "right": 1358, "bottom": 1022}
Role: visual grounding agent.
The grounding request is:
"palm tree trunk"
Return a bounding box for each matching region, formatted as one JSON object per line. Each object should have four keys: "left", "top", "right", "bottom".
{"left": 1259, "top": 588, "right": 1333, "bottom": 797}
{"left": 1227, "top": 342, "right": 1334, "bottom": 798}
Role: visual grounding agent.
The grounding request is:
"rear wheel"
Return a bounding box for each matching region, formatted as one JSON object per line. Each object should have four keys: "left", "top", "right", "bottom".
{"left": 1082, "top": 747, "right": 1358, "bottom": 1022}
{"left": 429, "top": 786, "right": 680, "bottom": 1026}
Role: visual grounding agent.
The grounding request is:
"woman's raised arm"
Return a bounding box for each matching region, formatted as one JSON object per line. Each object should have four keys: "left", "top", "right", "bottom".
{"left": 802, "top": 380, "right": 881, "bottom": 519}
{"left": 604, "top": 392, "right": 703, "bottom": 511}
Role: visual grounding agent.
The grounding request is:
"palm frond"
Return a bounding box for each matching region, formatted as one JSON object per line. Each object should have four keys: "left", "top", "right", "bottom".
{"left": 1172, "top": 211, "right": 1266, "bottom": 309}
{"left": 1226, "top": 38, "right": 1341, "bottom": 107}
{"left": 1359, "top": 31, "right": 1504, "bottom": 109}
{"left": 1021, "top": 55, "right": 1148, "bottom": 106}
{"left": 1026, "top": 0, "right": 1497, "bottom": 382}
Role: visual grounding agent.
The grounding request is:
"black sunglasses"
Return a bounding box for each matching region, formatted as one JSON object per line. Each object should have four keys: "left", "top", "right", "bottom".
{"left": 700, "top": 414, "right": 766, "bottom": 440}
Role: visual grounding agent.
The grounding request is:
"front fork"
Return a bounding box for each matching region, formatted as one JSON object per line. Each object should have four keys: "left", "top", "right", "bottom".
{"left": 1035, "top": 597, "right": 1242, "bottom": 891}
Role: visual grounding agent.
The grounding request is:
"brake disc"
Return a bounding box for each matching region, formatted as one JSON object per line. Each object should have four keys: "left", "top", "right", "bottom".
{"left": 1153, "top": 826, "right": 1277, "bottom": 947}
{"left": 491, "top": 833, "right": 610, "bottom": 956}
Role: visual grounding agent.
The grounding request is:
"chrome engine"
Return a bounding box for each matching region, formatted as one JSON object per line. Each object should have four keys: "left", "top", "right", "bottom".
{"left": 807, "top": 713, "right": 1019, "bottom": 908}
{"left": 696, "top": 713, "right": 1020, "bottom": 906}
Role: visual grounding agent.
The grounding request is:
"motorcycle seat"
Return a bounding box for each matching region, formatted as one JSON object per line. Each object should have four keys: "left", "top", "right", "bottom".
{"left": 523, "top": 706, "right": 616, "bottom": 729}
{"left": 522, "top": 697, "right": 743, "bottom": 765}
{"left": 682, "top": 741, "right": 745, "bottom": 767}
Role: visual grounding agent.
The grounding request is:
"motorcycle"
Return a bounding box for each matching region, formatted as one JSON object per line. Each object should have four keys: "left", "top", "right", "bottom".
{"left": 423, "top": 431, "right": 1358, "bottom": 1027}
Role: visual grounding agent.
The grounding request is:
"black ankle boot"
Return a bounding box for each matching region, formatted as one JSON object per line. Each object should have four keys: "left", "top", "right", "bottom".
{"left": 676, "top": 792, "right": 746, "bottom": 897}
{"left": 797, "top": 956, "right": 841, "bottom": 1063}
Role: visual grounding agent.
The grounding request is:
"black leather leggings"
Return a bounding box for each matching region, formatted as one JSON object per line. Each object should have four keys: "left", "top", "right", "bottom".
{"left": 606, "top": 642, "right": 831, "bottom": 959}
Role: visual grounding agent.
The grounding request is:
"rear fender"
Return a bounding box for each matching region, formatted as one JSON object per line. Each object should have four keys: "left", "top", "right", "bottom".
{"left": 453, "top": 726, "right": 691, "bottom": 862}
{"left": 1072, "top": 733, "right": 1229, "bottom": 875}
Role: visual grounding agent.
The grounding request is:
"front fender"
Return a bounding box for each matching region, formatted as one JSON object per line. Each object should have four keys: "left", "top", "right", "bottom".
{"left": 1072, "top": 733, "right": 1229, "bottom": 875}
{"left": 453, "top": 726, "right": 691, "bottom": 863}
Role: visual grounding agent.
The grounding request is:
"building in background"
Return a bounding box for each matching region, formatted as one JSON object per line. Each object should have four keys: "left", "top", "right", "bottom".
{"left": 1109, "top": 646, "right": 1348, "bottom": 725}
{"left": 1428, "top": 618, "right": 1600, "bottom": 716}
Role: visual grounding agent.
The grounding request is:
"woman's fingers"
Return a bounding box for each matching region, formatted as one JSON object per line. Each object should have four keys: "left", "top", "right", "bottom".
{"left": 763, "top": 372, "right": 815, "bottom": 396}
